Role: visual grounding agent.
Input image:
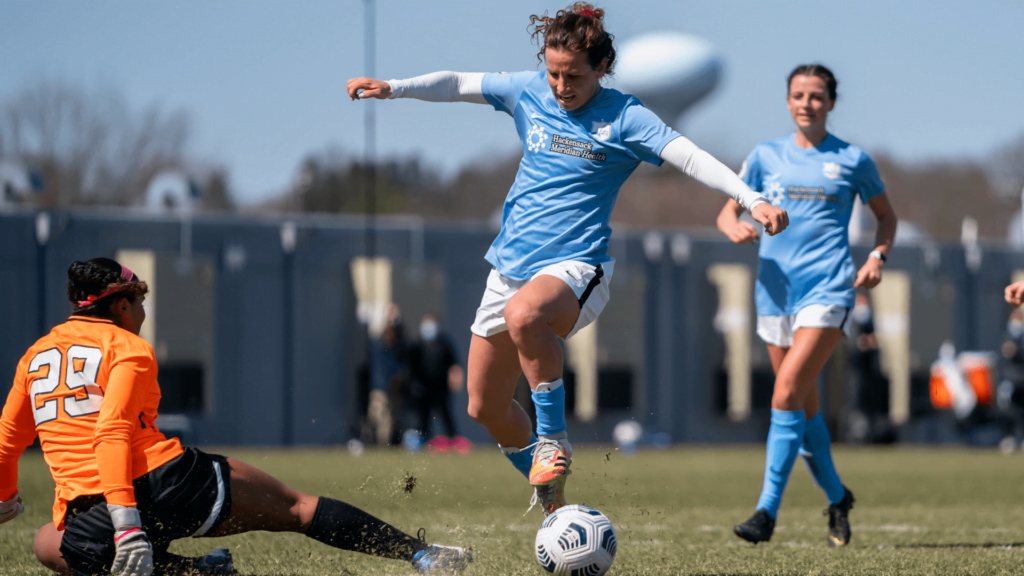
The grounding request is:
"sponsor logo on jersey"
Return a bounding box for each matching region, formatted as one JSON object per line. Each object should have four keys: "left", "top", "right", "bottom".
{"left": 788, "top": 186, "right": 836, "bottom": 202}
{"left": 822, "top": 161, "right": 841, "bottom": 180}
{"left": 527, "top": 125, "right": 548, "bottom": 153}
{"left": 764, "top": 174, "right": 785, "bottom": 206}
{"left": 590, "top": 121, "right": 612, "bottom": 141}
{"left": 549, "top": 134, "right": 607, "bottom": 161}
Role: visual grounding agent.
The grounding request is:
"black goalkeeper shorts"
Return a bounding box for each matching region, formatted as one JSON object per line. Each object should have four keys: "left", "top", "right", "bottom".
{"left": 60, "top": 447, "right": 232, "bottom": 576}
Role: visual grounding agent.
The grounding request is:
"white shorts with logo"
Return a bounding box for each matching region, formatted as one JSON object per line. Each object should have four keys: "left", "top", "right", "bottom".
{"left": 470, "top": 260, "right": 613, "bottom": 340}
{"left": 756, "top": 304, "right": 851, "bottom": 348}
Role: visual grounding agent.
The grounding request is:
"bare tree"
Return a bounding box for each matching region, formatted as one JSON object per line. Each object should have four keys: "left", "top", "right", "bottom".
{"left": 0, "top": 79, "right": 192, "bottom": 207}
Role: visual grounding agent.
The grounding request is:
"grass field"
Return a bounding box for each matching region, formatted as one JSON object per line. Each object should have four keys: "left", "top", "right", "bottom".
{"left": 2, "top": 445, "right": 1024, "bottom": 575}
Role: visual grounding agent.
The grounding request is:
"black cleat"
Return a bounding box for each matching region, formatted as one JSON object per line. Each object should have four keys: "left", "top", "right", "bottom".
{"left": 826, "top": 487, "right": 855, "bottom": 547}
{"left": 733, "top": 509, "right": 775, "bottom": 544}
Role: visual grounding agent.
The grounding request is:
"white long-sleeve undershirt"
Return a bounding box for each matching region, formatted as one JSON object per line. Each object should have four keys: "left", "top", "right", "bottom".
{"left": 658, "top": 137, "right": 767, "bottom": 212}
{"left": 386, "top": 71, "right": 487, "bottom": 104}
{"left": 385, "top": 71, "right": 768, "bottom": 212}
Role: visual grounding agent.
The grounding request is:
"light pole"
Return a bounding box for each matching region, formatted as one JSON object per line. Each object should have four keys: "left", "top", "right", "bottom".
{"left": 364, "top": 0, "right": 377, "bottom": 260}
{"left": 36, "top": 212, "right": 51, "bottom": 336}
{"left": 281, "top": 221, "right": 297, "bottom": 445}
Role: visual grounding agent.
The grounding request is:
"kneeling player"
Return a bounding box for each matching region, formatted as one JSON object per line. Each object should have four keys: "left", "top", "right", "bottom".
{"left": 0, "top": 257, "right": 471, "bottom": 575}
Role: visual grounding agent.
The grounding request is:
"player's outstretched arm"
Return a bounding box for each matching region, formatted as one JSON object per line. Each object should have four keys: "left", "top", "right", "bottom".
{"left": 660, "top": 137, "right": 789, "bottom": 236}
{"left": 95, "top": 362, "right": 156, "bottom": 576}
{"left": 347, "top": 77, "right": 392, "bottom": 100}
{"left": 347, "top": 71, "right": 488, "bottom": 104}
{"left": 0, "top": 370, "right": 37, "bottom": 524}
{"left": 750, "top": 203, "right": 789, "bottom": 237}
{"left": 854, "top": 193, "right": 897, "bottom": 289}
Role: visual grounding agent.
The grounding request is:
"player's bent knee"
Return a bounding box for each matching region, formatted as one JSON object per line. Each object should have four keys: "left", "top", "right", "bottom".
{"left": 504, "top": 303, "right": 544, "bottom": 339}
{"left": 467, "top": 399, "right": 494, "bottom": 424}
{"left": 467, "top": 397, "right": 510, "bottom": 426}
{"left": 33, "top": 523, "right": 69, "bottom": 575}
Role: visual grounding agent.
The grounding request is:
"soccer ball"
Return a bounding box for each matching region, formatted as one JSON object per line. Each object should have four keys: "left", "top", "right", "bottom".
{"left": 535, "top": 505, "right": 617, "bottom": 575}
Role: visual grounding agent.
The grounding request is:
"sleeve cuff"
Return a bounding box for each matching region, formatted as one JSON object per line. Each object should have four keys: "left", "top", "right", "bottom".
{"left": 746, "top": 197, "right": 768, "bottom": 212}
{"left": 386, "top": 79, "right": 402, "bottom": 99}
{"left": 104, "top": 488, "right": 137, "bottom": 508}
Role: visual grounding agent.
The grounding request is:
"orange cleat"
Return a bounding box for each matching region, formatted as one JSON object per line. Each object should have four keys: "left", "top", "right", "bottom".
{"left": 529, "top": 437, "right": 572, "bottom": 486}
{"left": 526, "top": 436, "right": 572, "bottom": 516}
{"left": 529, "top": 474, "right": 568, "bottom": 516}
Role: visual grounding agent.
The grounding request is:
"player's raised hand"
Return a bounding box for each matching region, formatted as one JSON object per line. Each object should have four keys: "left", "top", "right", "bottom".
{"left": 346, "top": 77, "right": 392, "bottom": 101}
{"left": 1006, "top": 281, "right": 1024, "bottom": 307}
{"left": 854, "top": 257, "right": 884, "bottom": 289}
{"left": 751, "top": 203, "right": 789, "bottom": 236}
{"left": 0, "top": 492, "right": 24, "bottom": 524}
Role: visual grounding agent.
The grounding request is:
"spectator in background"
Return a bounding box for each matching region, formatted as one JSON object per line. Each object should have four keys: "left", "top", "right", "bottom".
{"left": 846, "top": 291, "right": 892, "bottom": 443}
{"left": 368, "top": 305, "right": 409, "bottom": 446}
{"left": 407, "top": 314, "right": 470, "bottom": 454}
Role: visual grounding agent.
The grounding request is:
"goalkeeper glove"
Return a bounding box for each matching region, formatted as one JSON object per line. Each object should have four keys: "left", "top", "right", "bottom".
{"left": 108, "top": 505, "right": 154, "bottom": 576}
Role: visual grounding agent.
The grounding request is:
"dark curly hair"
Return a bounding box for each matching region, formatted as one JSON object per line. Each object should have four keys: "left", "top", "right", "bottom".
{"left": 788, "top": 63, "right": 838, "bottom": 102}
{"left": 529, "top": 3, "right": 615, "bottom": 75}
{"left": 67, "top": 257, "right": 148, "bottom": 320}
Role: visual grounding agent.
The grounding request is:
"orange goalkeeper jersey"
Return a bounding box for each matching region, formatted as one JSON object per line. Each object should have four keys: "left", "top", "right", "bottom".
{"left": 0, "top": 317, "right": 183, "bottom": 529}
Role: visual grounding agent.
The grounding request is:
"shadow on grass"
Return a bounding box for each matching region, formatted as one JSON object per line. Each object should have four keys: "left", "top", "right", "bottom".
{"left": 877, "top": 542, "right": 1024, "bottom": 550}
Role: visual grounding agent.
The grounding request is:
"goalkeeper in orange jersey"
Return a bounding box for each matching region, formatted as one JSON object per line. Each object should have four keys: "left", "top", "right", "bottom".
{"left": 0, "top": 257, "right": 471, "bottom": 576}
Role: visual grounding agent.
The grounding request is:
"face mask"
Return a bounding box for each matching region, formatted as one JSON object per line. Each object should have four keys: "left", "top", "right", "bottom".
{"left": 419, "top": 320, "right": 438, "bottom": 341}
{"left": 852, "top": 304, "right": 872, "bottom": 325}
{"left": 1009, "top": 319, "right": 1023, "bottom": 338}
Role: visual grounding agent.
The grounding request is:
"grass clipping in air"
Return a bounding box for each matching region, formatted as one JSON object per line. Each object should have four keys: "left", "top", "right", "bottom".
{"left": 3, "top": 446, "right": 1024, "bottom": 575}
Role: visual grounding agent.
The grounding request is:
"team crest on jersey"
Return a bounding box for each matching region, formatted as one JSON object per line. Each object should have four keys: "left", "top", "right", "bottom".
{"left": 590, "top": 121, "right": 612, "bottom": 141}
{"left": 764, "top": 174, "right": 785, "bottom": 206}
{"left": 822, "top": 161, "right": 841, "bottom": 180}
{"left": 527, "top": 125, "right": 548, "bottom": 153}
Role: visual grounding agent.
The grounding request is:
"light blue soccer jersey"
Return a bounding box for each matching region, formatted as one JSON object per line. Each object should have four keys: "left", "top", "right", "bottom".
{"left": 481, "top": 70, "right": 680, "bottom": 280}
{"left": 741, "top": 133, "right": 885, "bottom": 316}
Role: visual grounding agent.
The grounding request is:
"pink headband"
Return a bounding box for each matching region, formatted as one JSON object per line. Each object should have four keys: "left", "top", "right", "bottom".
{"left": 76, "top": 265, "right": 136, "bottom": 308}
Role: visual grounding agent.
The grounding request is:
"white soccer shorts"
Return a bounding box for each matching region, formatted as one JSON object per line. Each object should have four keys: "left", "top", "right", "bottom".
{"left": 470, "top": 260, "right": 613, "bottom": 340}
{"left": 756, "top": 304, "right": 851, "bottom": 348}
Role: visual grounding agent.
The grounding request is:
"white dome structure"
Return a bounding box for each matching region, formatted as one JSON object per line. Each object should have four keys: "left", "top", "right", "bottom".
{"left": 614, "top": 32, "right": 722, "bottom": 127}
{"left": 144, "top": 170, "right": 199, "bottom": 214}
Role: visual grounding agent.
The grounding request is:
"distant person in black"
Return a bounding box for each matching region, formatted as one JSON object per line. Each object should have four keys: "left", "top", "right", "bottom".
{"left": 407, "top": 314, "right": 467, "bottom": 452}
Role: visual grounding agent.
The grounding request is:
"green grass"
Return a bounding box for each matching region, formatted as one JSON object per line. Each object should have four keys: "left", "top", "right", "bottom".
{"left": 3, "top": 445, "right": 1024, "bottom": 575}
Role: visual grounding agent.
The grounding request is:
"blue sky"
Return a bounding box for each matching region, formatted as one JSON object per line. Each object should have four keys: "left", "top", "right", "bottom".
{"left": 2, "top": 0, "right": 1023, "bottom": 204}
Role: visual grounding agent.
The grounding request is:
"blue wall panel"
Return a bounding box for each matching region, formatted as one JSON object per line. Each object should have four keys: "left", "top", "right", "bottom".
{"left": 2, "top": 211, "right": 1021, "bottom": 446}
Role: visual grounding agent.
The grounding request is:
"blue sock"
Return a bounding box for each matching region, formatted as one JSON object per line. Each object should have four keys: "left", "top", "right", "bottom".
{"left": 800, "top": 413, "right": 845, "bottom": 504}
{"left": 755, "top": 409, "right": 806, "bottom": 519}
{"left": 501, "top": 434, "right": 538, "bottom": 478}
{"left": 531, "top": 380, "right": 566, "bottom": 437}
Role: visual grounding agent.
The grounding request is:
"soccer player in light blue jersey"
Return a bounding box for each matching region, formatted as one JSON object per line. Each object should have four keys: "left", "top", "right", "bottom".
{"left": 717, "top": 64, "right": 898, "bottom": 546}
{"left": 348, "top": 3, "right": 789, "bottom": 517}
